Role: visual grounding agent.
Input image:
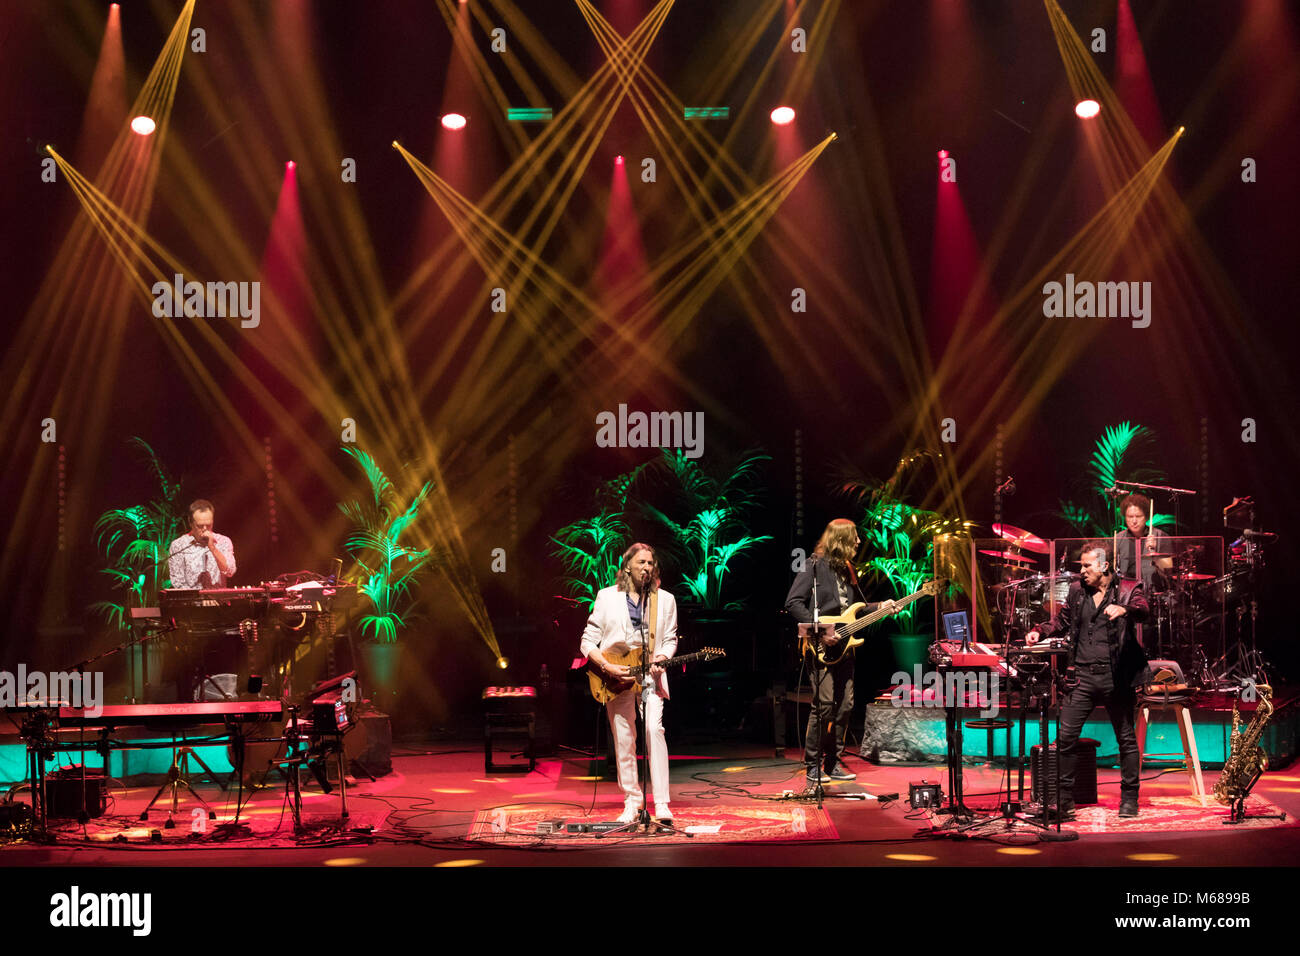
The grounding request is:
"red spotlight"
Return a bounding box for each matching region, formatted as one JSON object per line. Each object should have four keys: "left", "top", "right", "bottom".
{"left": 1074, "top": 99, "right": 1101, "bottom": 119}
{"left": 937, "top": 148, "right": 949, "bottom": 159}
{"left": 770, "top": 106, "right": 796, "bottom": 126}
{"left": 286, "top": 160, "right": 296, "bottom": 169}
{"left": 130, "top": 116, "right": 155, "bottom": 135}
{"left": 615, "top": 155, "right": 624, "bottom": 165}
{"left": 441, "top": 112, "right": 467, "bottom": 131}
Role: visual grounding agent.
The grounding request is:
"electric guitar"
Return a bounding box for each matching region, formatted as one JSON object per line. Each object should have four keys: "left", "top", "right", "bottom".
{"left": 588, "top": 645, "right": 726, "bottom": 704}
{"left": 800, "top": 579, "right": 946, "bottom": 666}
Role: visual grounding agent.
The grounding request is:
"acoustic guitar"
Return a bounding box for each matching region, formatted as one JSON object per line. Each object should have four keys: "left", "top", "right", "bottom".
{"left": 588, "top": 645, "right": 726, "bottom": 704}
{"left": 801, "top": 579, "right": 946, "bottom": 665}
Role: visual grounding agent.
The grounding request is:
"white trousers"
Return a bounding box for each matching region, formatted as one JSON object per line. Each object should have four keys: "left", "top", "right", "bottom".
{"left": 606, "top": 687, "right": 669, "bottom": 806}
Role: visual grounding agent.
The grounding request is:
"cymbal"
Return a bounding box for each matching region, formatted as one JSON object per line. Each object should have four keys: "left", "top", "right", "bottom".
{"left": 992, "top": 523, "right": 1050, "bottom": 554}
{"left": 1178, "top": 572, "right": 1216, "bottom": 581}
{"left": 979, "top": 549, "right": 1037, "bottom": 564}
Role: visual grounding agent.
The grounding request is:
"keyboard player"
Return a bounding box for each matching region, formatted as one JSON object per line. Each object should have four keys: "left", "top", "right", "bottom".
{"left": 167, "top": 499, "right": 237, "bottom": 589}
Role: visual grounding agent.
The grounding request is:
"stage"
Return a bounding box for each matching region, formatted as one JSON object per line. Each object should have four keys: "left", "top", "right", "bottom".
{"left": 3, "top": 735, "right": 1297, "bottom": 868}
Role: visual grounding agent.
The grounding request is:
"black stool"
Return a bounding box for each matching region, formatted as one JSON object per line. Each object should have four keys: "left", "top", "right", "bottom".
{"left": 965, "top": 718, "right": 1012, "bottom": 764}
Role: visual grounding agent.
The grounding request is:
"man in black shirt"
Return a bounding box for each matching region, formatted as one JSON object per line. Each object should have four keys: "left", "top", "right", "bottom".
{"left": 1027, "top": 541, "right": 1150, "bottom": 818}
{"left": 785, "top": 519, "right": 896, "bottom": 787}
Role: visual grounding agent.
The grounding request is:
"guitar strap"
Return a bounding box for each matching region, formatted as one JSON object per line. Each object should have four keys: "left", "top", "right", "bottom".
{"left": 647, "top": 588, "right": 658, "bottom": 656}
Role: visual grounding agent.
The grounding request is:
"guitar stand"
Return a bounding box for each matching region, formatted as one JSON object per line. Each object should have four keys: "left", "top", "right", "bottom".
{"left": 139, "top": 743, "right": 218, "bottom": 828}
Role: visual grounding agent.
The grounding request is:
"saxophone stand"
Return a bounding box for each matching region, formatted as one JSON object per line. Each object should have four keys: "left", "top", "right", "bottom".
{"left": 1222, "top": 780, "right": 1285, "bottom": 825}
{"left": 600, "top": 584, "right": 689, "bottom": 839}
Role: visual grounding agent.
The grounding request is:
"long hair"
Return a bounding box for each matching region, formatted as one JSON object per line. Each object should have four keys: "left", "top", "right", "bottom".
{"left": 615, "top": 542, "right": 661, "bottom": 593}
{"left": 813, "top": 519, "right": 859, "bottom": 572}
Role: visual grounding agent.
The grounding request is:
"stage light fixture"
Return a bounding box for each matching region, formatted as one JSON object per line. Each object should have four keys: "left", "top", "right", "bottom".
{"left": 1074, "top": 99, "right": 1101, "bottom": 119}
{"left": 770, "top": 106, "right": 796, "bottom": 126}
{"left": 496, "top": 656, "right": 509, "bottom": 670}
{"left": 286, "top": 160, "right": 295, "bottom": 170}
{"left": 683, "top": 107, "right": 729, "bottom": 120}
{"left": 441, "top": 113, "right": 467, "bottom": 131}
{"left": 615, "top": 155, "right": 624, "bottom": 165}
{"left": 130, "top": 116, "right": 156, "bottom": 136}
{"left": 938, "top": 148, "right": 949, "bottom": 159}
{"left": 506, "top": 108, "right": 553, "bottom": 122}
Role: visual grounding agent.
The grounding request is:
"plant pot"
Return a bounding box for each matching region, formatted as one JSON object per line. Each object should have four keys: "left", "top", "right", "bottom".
{"left": 360, "top": 641, "right": 404, "bottom": 711}
{"left": 889, "top": 633, "right": 930, "bottom": 674}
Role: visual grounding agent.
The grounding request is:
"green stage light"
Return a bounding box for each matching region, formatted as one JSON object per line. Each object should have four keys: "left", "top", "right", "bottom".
{"left": 683, "top": 107, "right": 729, "bottom": 120}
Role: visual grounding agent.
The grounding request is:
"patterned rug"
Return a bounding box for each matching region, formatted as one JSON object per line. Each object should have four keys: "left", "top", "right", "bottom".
{"left": 467, "top": 803, "right": 839, "bottom": 845}
{"left": 1055, "top": 794, "right": 1293, "bottom": 833}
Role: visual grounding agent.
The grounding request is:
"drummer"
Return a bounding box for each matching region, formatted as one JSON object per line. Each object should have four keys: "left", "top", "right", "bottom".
{"left": 1115, "top": 493, "right": 1171, "bottom": 589}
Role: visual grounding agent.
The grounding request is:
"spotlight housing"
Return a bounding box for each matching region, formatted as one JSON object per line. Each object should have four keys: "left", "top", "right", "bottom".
{"left": 441, "top": 113, "right": 467, "bottom": 131}
{"left": 130, "top": 116, "right": 156, "bottom": 136}
{"left": 1074, "top": 99, "right": 1101, "bottom": 119}
{"left": 770, "top": 106, "right": 796, "bottom": 126}
{"left": 496, "top": 656, "right": 509, "bottom": 670}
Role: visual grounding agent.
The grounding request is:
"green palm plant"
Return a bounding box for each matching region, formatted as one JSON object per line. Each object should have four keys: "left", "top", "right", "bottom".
{"left": 639, "top": 449, "right": 772, "bottom": 610}
{"left": 1058, "top": 422, "right": 1173, "bottom": 536}
{"left": 841, "top": 451, "right": 965, "bottom": 634}
{"left": 550, "top": 463, "right": 650, "bottom": 609}
{"left": 338, "top": 446, "right": 436, "bottom": 644}
{"left": 88, "top": 438, "right": 184, "bottom": 630}
{"left": 551, "top": 510, "right": 631, "bottom": 610}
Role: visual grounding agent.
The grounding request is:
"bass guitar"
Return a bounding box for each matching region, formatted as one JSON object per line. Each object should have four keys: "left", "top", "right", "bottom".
{"left": 588, "top": 645, "right": 726, "bottom": 704}
{"left": 801, "top": 579, "right": 946, "bottom": 666}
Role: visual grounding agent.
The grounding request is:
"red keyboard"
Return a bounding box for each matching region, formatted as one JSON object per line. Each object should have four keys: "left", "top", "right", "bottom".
{"left": 56, "top": 700, "right": 283, "bottom": 727}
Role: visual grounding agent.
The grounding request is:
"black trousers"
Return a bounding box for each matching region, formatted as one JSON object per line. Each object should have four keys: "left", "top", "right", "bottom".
{"left": 805, "top": 656, "right": 854, "bottom": 770}
{"left": 1056, "top": 666, "right": 1140, "bottom": 802}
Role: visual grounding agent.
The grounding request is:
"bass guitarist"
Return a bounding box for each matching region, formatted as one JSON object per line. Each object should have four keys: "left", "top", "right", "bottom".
{"left": 580, "top": 543, "right": 677, "bottom": 823}
{"left": 786, "top": 519, "right": 896, "bottom": 786}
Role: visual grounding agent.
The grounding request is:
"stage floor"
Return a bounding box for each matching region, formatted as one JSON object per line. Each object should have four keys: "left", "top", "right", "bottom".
{"left": 3, "top": 740, "right": 1298, "bottom": 867}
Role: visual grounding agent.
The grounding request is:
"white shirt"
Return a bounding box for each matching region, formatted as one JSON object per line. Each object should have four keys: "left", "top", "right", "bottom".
{"left": 580, "top": 585, "right": 678, "bottom": 698}
{"left": 167, "top": 532, "right": 236, "bottom": 589}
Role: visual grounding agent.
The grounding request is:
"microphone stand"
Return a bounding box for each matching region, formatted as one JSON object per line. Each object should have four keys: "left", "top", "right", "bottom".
{"left": 809, "top": 556, "right": 825, "bottom": 808}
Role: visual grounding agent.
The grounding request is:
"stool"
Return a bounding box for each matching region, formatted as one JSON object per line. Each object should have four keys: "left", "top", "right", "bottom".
{"left": 483, "top": 685, "right": 537, "bottom": 774}
{"left": 965, "top": 718, "right": 1011, "bottom": 764}
{"left": 1137, "top": 695, "right": 1205, "bottom": 805}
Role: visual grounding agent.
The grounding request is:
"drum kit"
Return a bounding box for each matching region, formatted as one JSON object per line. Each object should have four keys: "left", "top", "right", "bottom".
{"left": 985, "top": 523, "right": 1077, "bottom": 641}
{"left": 979, "top": 515, "right": 1275, "bottom": 691}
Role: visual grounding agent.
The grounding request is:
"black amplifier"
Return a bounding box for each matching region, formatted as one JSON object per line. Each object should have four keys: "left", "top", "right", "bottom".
{"left": 45, "top": 766, "right": 108, "bottom": 819}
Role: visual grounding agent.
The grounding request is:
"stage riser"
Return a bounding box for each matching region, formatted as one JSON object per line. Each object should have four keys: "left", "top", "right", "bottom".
{"left": 859, "top": 703, "right": 1298, "bottom": 769}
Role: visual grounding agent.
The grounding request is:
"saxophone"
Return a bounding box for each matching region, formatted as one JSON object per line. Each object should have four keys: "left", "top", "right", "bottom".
{"left": 1213, "top": 683, "right": 1274, "bottom": 805}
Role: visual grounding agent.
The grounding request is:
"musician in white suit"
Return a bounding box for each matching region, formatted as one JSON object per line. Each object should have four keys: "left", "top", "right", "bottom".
{"left": 580, "top": 543, "right": 678, "bottom": 823}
